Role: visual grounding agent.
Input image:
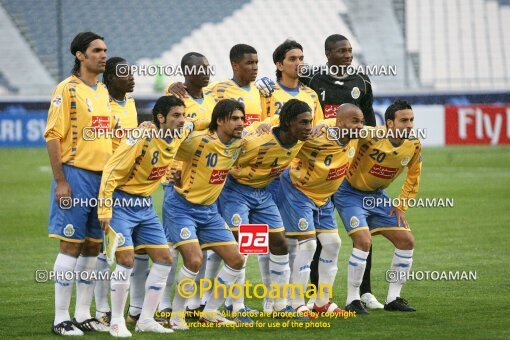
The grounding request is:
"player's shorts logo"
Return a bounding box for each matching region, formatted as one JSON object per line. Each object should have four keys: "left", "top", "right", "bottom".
{"left": 63, "top": 224, "right": 75, "bottom": 237}
{"left": 52, "top": 94, "right": 62, "bottom": 107}
{"left": 118, "top": 233, "right": 125, "bottom": 247}
{"left": 401, "top": 156, "right": 411, "bottom": 166}
{"left": 231, "top": 213, "right": 242, "bottom": 227}
{"left": 348, "top": 147, "right": 355, "bottom": 158}
{"left": 180, "top": 227, "right": 191, "bottom": 240}
{"left": 351, "top": 87, "right": 360, "bottom": 99}
{"left": 350, "top": 216, "right": 360, "bottom": 228}
{"left": 298, "top": 218, "right": 309, "bottom": 231}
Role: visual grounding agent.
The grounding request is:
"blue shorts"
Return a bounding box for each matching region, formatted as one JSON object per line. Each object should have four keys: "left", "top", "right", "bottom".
{"left": 278, "top": 170, "right": 337, "bottom": 236}
{"left": 163, "top": 186, "right": 236, "bottom": 249}
{"left": 109, "top": 190, "right": 168, "bottom": 251}
{"left": 48, "top": 164, "right": 102, "bottom": 243}
{"left": 218, "top": 176, "right": 284, "bottom": 233}
{"left": 334, "top": 180, "right": 409, "bottom": 235}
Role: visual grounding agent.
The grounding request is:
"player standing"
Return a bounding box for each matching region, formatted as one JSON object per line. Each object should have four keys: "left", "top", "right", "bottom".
{"left": 335, "top": 99, "right": 421, "bottom": 314}
{"left": 164, "top": 99, "right": 246, "bottom": 329}
{"left": 45, "top": 32, "right": 111, "bottom": 335}
{"left": 278, "top": 104, "right": 363, "bottom": 316}
{"left": 94, "top": 56, "right": 137, "bottom": 327}
{"left": 98, "top": 95, "right": 190, "bottom": 336}
{"left": 300, "top": 34, "right": 380, "bottom": 309}
{"left": 153, "top": 52, "right": 218, "bottom": 320}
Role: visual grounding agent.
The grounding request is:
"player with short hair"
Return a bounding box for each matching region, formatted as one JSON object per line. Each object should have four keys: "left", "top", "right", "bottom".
{"left": 219, "top": 99, "right": 313, "bottom": 317}
{"left": 45, "top": 31, "right": 111, "bottom": 336}
{"left": 154, "top": 52, "right": 218, "bottom": 321}
{"left": 98, "top": 95, "right": 191, "bottom": 336}
{"left": 335, "top": 99, "right": 421, "bottom": 314}
{"left": 299, "top": 34, "right": 380, "bottom": 309}
{"left": 166, "top": 44, "right": 263, "bottom": 316}
{"left": 164, "top": 99, "right": 246, "bottom": 329}
{"left": 278, "top": 103, "right": 363, "bottom": 316}
{"left": 93, "top": 56, "right": 138, "bottom": 327}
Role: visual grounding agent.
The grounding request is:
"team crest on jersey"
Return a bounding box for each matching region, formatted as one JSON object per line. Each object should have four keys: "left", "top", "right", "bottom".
{"left": 125, "top": 136, "right": 138, "bottom": 146}
{"left": 52, "top": 94, "right": 63, "bottom": 107}
{"left": 231, "top": 213, "right": 242, "bottom": 227}
{"left": 348, "top": 147, "right": 355, "bottom": 158}
{"left": 350, "top": 216, "right": 360, "bottom": 228}
{"left": 86, "top": 98, "right": 93, "bottom": 112}
{"left": 298, "top": 218, "right": 309, "bottom": 231}
{"left": 63, "top": 224, "right": 75, "bottom": 237}
{"left": 231, "top": 149, "right": 240, "bottom": 161}
{"left": 180, "top": 227, "right": 191, "bottom": 240}
{"left": 351, "top": 87, "right": 360, "bottom": 99}
{"left": 118, "top": 233, "right": 125, "bottom": 247}
{"left": 401, "top": 156, "right": 411, "bottom": 166}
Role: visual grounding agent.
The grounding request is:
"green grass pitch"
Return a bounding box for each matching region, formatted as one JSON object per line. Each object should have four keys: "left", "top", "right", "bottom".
{"left": 0, "top": 146, "right": 509, "bottom": 339}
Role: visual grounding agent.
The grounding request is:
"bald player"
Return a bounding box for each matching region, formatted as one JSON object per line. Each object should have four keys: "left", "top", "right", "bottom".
{"left": 277, "top": 104, "right": 363, "bottom": 316}
{"left": 334, "top": 99, "right": 421, "bottom": 314}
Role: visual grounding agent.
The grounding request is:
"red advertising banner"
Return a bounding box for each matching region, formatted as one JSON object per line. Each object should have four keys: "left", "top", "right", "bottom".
{"left": 445, "top": 105, "right": 510, "bottom": 145}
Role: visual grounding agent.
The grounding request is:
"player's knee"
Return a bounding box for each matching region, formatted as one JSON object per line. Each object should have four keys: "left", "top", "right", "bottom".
{"left": 116, "top": 250, "right": 135, "bottom": 267}
{"left": 152, "top": 249, "right": 173, "bottom": 265}
{"left": 226, "top": 253, "right": 245, "bottom": 270}
{"left": 81, "top": 241, "right": 101, "bottom": 256}
{"left": 269, "top": 233, "right": 288, "bottom": 255}
{"left": 352, "top": 235, "right": 371, "bottom": 252}
{"left": 184, "top": 254, "right": 203, "bottom": 272}
{"left": 397, "top": 233, "right": 415, "bottom": 250}
{"left": 59, "top": 240, "right": 82, "bottom": 257}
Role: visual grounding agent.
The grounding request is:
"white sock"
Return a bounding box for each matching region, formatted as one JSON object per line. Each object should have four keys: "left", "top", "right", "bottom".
{"left": 286, "top": 238, "right": 298, "bottom": 305}
{"left": 346, "top": 248, "right": 369, "bottom": 305}
{"left": 387, "top": 248, "right": 414, "bottom": 303}
{"left": 110, "top": 264, "right": 133, "bottom": 320}
{"left": 74, "top": 255, "right": 98, "bottom": 322}
{"left": 269, "top": 253, "right": 290, "bottom": 311}
{"left": 128, "top": 254, "right": 149, "bottom": 316}
{"left": 94, "top": 253, "right": 110, "bottom": 316}
{"left": 225, "top": 255, "right": 247, "bottom": 311}
{"left": 186, "top": 251, "right": 207, "bottom": 310}
{"left": 53, "top": 253, "right": 78, "bottom": 325}
{"left": 201, "top": 250, "right": 222, "bottom": 305}
{"left": 257, "top": 254, "right": 271, "bottom": 290}
{"left": 287, "top": 238, "right": 298, "bottom": 271}
{"left": 204, "top": 264, "right": 242, "bottom": 312}
{"left": 290, "top": 239, "right": 316, "bottom": 309}
{"left": 316, "top": 233, "right": 341, "bottom": 306}
{"left": 139, "top": 263, "right": 172, "bottom": 323}
{"left": 170, "top": 266, "right": 198, "bottom": 320}
{"left": 159, "top": 247, "right": 179, "bottom": 311}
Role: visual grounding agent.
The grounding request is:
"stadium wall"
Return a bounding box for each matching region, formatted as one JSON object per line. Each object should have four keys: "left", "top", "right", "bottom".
{"left": 0, "top": 97, "right": 509, "bottom": 147}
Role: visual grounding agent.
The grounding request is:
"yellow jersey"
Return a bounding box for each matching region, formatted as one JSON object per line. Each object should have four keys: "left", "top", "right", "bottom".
{"left": 110, "top": 95, "right": 138, "bottom": 151}
{"left": 347, "top": 127, "right": 422, "bottom": 211}
{"left": 261, "top": 81, "right": 324, "bottom": 126}
{"left": 44, "top": 75, "right": 115, "bottom": 171}
{"left": 98, "top": 126, "right": 191, "bottom": 218}
{"left": 211, "top": 79, "right": 263, "bottom": 126}
{"left": 230, "top": 126, "right": 304, "bottom": 188}
{"left": 174, "top": 130, "right": 242, "bottom": 205}
{"left": 290, "top": 134, "right": 358, "bottom": 206}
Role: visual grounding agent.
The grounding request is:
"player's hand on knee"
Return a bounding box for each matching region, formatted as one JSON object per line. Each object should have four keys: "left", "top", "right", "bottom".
{"left": 168, "top": 82, "right": 188, "bottom": 98}
{"left": 255, "top": 77, "right": 275, "bottom": 98}
{"left": 99, "top": 218, "right": 111, "bottom": 232}
{"left": 389, "top": 207, "right": 409, "bottom": 229}
{"left": 256, "top": 123, "right": 272, "bottom": 135}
